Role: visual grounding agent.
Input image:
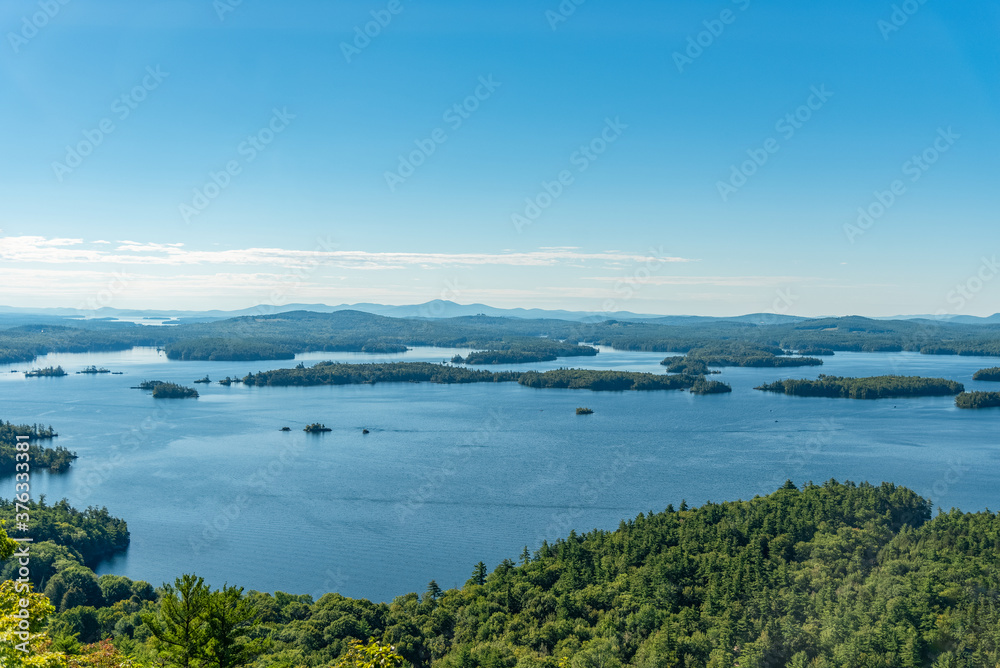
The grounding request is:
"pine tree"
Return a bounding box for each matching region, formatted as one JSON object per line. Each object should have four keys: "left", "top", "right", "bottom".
{"left": 426, "top": 580, "right": 443, "bottom": 600}
{"left": 467, "top": 561, "right": 487, "bottom": 586}
{"left": 142, "top": 574, "right": 210, "bottom": 668}
{"left": 202, "top": 584, "right": 270, "bottom": 668}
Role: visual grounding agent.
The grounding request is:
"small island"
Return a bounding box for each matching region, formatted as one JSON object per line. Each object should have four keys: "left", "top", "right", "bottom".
{"left": 1, "top": 421, "right": 76, "bottom": 474}
{"left": 662, "top": 346, "right": 824, "bottom": 370}
{"left": 755, "top": 375, "right": 964, "bottom": 400}
{"left": 454, "top": 344, "right": 598, "bottom": 365}
{"left": 973, "top": 367, "right": 1000, "bottom": 382}
{"left": 576, "top": 407, "right": 594, "bottom": 415}
{"left": 218, "top": 376, "right": 240, "bottom": 386}
{"left": 238, "top": 362, "right": 737, "bottom": 394}
{"left": 134, "top": 380, "right": 200, "bottom": 399}
{"left": 77, "top": 365, "right": 112, "bottom": 374}
{"left": 25, "top": 365, "right": 67, "bottom": 377}
{"left": 280, "top": 427, "right": 292, "bottom": 431}
{"left": 193, "top": 375, "right": 212, "bottom": 384}
{"left": 955, "top": 391, "right": 1000, "bottom": 409}
{"left": 689, "top": 379, "right": 733, "bottom": 395}
{"left": 304, "top": 423, "right": 332, "bottom": 433}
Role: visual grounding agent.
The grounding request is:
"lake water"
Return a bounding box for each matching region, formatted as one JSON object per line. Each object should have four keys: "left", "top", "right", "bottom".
{"left": 1, "top": 347, "right": 998, "bottom": 602}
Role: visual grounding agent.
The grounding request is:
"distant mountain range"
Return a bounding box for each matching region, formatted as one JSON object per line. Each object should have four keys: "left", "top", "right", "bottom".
{"left": 0, "top": 301, "right": 998, "bottom": 325}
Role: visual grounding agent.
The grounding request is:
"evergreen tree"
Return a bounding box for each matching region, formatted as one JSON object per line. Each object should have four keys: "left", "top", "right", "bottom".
{"left": 467, "top": 561, "right": 487, "bottom": 586}
{"left": 142, "top": 574, "right": 210, "bottom": 668}
{"left": 202, "top": 584, "right": 270, "bottom": 668}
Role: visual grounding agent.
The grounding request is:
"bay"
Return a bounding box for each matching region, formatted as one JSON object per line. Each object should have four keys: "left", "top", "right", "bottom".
{"left": 1, "top": 347, "right": 998, "bottom": 602}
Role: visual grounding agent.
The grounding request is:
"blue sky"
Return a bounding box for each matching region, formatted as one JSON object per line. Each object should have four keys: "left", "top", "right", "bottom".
{"left": 0, "top": 0, "right": 997, "bottom": 316}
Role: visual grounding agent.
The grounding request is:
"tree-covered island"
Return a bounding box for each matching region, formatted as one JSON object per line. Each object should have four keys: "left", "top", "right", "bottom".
{"left": 973, "top": 367, "right": 1000, "bottom": 381}
{"left": 756, "top": 375, "right": 965, "bottom": 399}
{"left": 0, "top": 420, "right": 76, "bottom": 474}
{"left": 955, "top": 391, "right": 1000, "bottom": 409}
{"left": 25, "top": 365, "right": 67, "bottom": 377}
{"left": 662, "top": 344, "right": 824, "bottom": 370}
{"left": 239, "top": 362, "right": 732, "bottom": 393}
{"left": 133, "top": 381, "right": 200, "bottom": 399}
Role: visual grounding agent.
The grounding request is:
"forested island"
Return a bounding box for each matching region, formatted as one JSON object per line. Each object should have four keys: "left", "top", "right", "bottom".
{"left": 973, "top": 367, "right": 1000, "bottom": 381}
{"left": 663, "top": 344, "right": 824, "bottom": 370}
{"left": 76, "top": 366, "right": 111, "bottom": 374}
{"left": 133, "top": 381, "right": 199, "bottom": 399}
{"left": 304, "top": 423, "right": 332, "bottom": 432}
{"left": 5, "top": 480, "right": 1000, "bottom": 667}
{"left": 452, "top": 342, "right": 598, "bottom": 365}
{"left": 955, "top": 391, "right": 1000, "bottom": 409}
{"left": 0, "top": 420, "right": 76, "bottom": 474}
{"left": 689, "top": 378, "right": 733, "bottom": 394}
{"left": 25, "top": 365, "right": 67, "bottom": 377}
{"left": 239, "top": 362, "right": 731, "bottom": 393}
{"left": 755, "top": 375, "right": 965, "bottom": 399}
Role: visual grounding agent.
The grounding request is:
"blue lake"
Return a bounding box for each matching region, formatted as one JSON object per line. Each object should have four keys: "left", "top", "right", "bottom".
{"left": 1, "top": 347, "right": 998, "bottom": 602}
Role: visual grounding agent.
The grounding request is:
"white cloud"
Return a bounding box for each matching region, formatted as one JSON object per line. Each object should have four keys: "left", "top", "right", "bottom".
{"left": 0, "top": 236, "right": 695, "bottom": 269}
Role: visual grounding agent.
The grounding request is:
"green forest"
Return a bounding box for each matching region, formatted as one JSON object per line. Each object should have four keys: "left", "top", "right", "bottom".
{"left": 661, "top": 345, "right": 823, "bottom": 370}
{"left": 972, "top": 367, "right": 1000, "bottom": 381}
{"left": 238, "top": 362, "right": 731, "bottom": 394}
{"left": 955, "top": 391, "right": 1000, "bottom": 409}
{"left": 754, "top": 376, "right": 965, "bottom": 400}
{"left": 453, "top": 342, "right": 598, "bottom": 365}
{"left": 7, "top": 311, "right": 1000, "bottom": 367}
{"left": 133, "top": 381, "right": 200, "bottom": 399}
{"left": 0, "top": 420, "right": 76, "bottom": 474}
{"left": 5, "top": 480, "right": 1000, "bottom": 667}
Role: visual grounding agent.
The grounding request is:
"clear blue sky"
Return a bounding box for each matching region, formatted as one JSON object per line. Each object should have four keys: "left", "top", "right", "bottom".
{"left": 1, "top": 0, "right": 997, "bottom": 316}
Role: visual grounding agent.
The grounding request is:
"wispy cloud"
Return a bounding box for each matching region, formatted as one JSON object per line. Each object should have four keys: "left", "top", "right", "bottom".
{"left": 582, "top": 275, "right": 812, "bottom": 288}
{"left": 0, "top": 236, "right": 695, "bottom": 269}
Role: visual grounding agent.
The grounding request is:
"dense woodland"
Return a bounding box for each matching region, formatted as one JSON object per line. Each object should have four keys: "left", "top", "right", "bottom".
{"left": 517, "top": 369, "right": 703, "bottom": 392}
{"left": 755, "top": 376, "right": 965, "bottom": 400}
{"left": 6, "top": 311, "right": 1000, "bottom": 366}
{"left": 453, "top": 343, "right": 598, "bottom": 366}
{"left": 955, "top": 391, "right": 1000, "bottom": 409}
{"left": 0, "top": 420, "right": 76, "bottom": 474}
{"left": 661, "top": 345, "right": 823, "bottom": 370}
{"left": 972, "top": 367, "right": 1000, "bottom": 381}
{"left": 25, "top": 366, "right": 68, "bottom": 377}
{"left": 239, "top": 362, "right": 730, "bottom": 393}
{"left": 4, "top": 480, "right": 1000, "bottom": 667}
{"left": 133, "top": 381, "right": 200, "bottom": 399}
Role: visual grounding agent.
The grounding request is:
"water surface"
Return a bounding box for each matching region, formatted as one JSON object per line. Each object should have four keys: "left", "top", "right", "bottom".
{"left": 1, "top": 347, "right": 997, "bottom": 601}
